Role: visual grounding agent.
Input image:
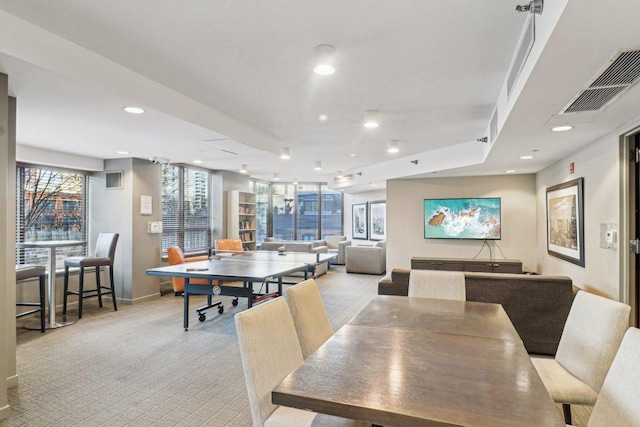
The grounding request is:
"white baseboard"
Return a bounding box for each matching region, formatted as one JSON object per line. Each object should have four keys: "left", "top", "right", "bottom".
{"left": 0, "top": 404, "right": 10, "bottom": 421}
{"left": 6, "top": 374, "right": 18, "bottom": 388}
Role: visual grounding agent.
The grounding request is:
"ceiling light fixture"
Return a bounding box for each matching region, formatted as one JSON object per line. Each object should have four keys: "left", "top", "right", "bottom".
{"left": 319, "top": 114, "right": 328, "bottom": 122}
{"left": 313, "top": 45, "right": 336, "bottom": 75}
{"left": 515, "top": 0, "right": 543, "bottom": 14}
{"left": 336, "top": 170, "right": 344, "bottom": 179}
{"left": 388, "top": 140, "right": 400, "bottom": 153}
{"left": 314, "top": 161, "right": 322, "bottom": 171}
{"left": 273, "top": 173, "right": 280, "bottom": 181}
{"left": 240, "top": 164, "right": 248, "bottom": 174}
{"left": 552, "top": 125, "right": 573, "bottom": 132}
{"left": 123, "top": 106, "right": 145, "bottom": 114}
{"left": 505, "top": 169, "right": 516, "bottom": 174}
{"left": 363, "top": 110, "right": 380, "bottom": 128}
{"left": 520, "top": 155, "right": 534, "bottom": 160}
{"left": 280, "top": 148, "right": 291, "bottom": 159}
{"left": 193, "top": 160, "right": 202, "bottom": 164}
{"left": 116, "top": 150, "right": 129, "bottom": 155}
{"left": 293, "top": 178, "right": 299, "bottom": 185}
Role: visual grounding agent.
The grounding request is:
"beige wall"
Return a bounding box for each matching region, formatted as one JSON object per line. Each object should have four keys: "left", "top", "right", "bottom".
{"left": 386, "top": 174, "right": 537, "bottom": 272}
{"left": 1, "top": 73, "right": 11, "bottom": 419}
{"left": 535, "top": 125, "right": 628, "bottom": 301}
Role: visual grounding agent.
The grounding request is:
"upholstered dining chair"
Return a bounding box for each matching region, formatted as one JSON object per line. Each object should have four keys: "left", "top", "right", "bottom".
{"left": 214, "top": 239, "right": 244, "bottom": 254}
{"left": 16, "top": 264, "right": 46, "bottom": 332}
{"left": 63, "top": 232, "right": 119, "bottom": 319}
{"left": 167, "top": 246, "right": 210, "bottom": 295}
{"left": 574, "top": 327, "right": 640, "bottom": 427}
{"left": 284, "top": 279, "right": 333, "bottom": 359}
{"left": 235, "top": 298, "right": 367, "bottom": 427}
{"left": 408, "top": 270, "right": 466, "bottom": 301}
{"left": 530, "top": 290, "right": 630, "bottom": 425}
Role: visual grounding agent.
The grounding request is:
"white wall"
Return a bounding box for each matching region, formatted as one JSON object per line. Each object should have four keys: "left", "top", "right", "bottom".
{"left": 535, "top": 127, "right": 625, "bottom": 300}
{"left": 387, "top": 174, "right": 537, "bottom": 272}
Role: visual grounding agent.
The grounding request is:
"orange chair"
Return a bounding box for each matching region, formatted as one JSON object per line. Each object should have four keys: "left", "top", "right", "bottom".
{"left": 167, "top": 246, "right": 215, "bottom": 294}
{"left": 215, "top": 239, "right": 244, "bottom": 255}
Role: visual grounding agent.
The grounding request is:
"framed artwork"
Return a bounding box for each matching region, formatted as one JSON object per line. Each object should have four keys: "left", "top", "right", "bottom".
{"left": 369, "top": 201, "right": 386, "bottom": 241}
{"left": 352, "top": 203, "right": 368, "bottom": 240}
{"left": 546, "top": 177, "right": 585, "bottom": 267}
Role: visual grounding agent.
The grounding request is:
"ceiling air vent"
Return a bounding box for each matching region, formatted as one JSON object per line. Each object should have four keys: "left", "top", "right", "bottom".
{"left": 507, "top": 13, "right": 535, "bottom": 97}
{"left": 106, "top": 171, "right": 123, "bottom": 189}
{"left": 562, "top": 48, "right": 640, "bottom": 113}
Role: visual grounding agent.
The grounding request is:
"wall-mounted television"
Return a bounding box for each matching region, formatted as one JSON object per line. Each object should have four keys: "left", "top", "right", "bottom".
{"left": 424, "top": 197, "right": 501, "bottom": 240}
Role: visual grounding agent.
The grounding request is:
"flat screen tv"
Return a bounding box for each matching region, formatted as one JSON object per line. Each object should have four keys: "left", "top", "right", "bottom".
{"left": 424, "top": 197, "right": 501, "bottom": 240}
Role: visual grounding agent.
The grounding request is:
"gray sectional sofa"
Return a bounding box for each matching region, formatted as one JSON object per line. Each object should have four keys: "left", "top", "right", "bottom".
{"left": 378, "top": 268, "right": 576, "bottom": 355}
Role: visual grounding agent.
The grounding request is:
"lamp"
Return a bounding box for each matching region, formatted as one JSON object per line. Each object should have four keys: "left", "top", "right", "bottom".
{"left": 387, "top": 140, "right": 399, "bottom": 153}
{"left": 240, "top": 164, "right": 248, "bottom": 174}
{"left": 273, "top": 173, "right": 280, "bottom": 181}
{"left": 313, "top": 45, "right": 336, "bottom": 75}
{"left": 364, "top": 110, "right": 380, "bottom": 128}
{"left": 314, "top": 161, "right": 322, "bottom": 171}
{"left": 280, "top": 148, "right": 291, "bottom": 159}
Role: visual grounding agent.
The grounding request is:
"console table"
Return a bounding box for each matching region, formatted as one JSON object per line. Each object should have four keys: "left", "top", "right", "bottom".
{"left": 411, "top": 257, "right": 522, "bottom": 274}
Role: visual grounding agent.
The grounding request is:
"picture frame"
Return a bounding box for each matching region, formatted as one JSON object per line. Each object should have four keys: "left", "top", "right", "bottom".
{"left": 546, "top": 177, "right": 585, "bottom": 267}
{"left": 352, "top": 202, "right": 368, "bottom": 240}
{"left": 369, "top": 201, "right": 386, "bottom": 241}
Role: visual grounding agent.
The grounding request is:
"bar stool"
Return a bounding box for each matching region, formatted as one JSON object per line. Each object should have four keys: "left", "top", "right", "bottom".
{"left": 63, "top": 232, "right": 119, "bottom": 319}
{"left": 16, "top": 264, "right": 46, "bottom": 333}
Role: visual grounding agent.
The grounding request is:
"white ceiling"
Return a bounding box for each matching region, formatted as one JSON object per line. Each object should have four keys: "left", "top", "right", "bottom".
{"left": 1, "top": 1, "right": 640, "bottom": 192}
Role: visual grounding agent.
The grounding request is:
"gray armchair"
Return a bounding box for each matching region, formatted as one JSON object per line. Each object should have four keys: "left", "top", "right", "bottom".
{"left": 318, "top": 236, "right": 351, "bottom": 265}
{"left": 345, "top": 241, "right": 386, "bottom": 275}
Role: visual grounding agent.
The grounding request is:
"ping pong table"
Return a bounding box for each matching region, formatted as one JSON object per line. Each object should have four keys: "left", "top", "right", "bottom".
{"left": 146, "top": 251, "right": 336, "bottom": 330}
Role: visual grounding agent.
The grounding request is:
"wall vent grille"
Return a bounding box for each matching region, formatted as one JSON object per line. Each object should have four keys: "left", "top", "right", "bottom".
{"left": 106, "top": 171, "right": 123, "bottom": 189}
{"left": 562, "top": 49, "right": 640, "bottom": 113}
{"left": 507, "top": 14, "right": 535, "bottom": 97}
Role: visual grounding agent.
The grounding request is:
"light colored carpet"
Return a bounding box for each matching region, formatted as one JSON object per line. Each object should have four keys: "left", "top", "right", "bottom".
{"left": 3, "top": 266, "right": 591, "bottom": 426}
{"left": 4, "top": 267, "right": 379, "bottom": 426}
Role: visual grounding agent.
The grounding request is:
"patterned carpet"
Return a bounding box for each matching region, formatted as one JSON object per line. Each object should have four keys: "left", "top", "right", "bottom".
{"left": 3, "top": 266, "right": 590, "bottom": 426}
{"left": 4, "top": 266, "right": 379, "bottom": 426}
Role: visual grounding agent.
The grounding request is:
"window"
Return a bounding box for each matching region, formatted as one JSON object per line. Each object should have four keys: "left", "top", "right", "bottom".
{"left": 250, "top": 180, "right": 270, "bottom": 243}
{"left": 161, "top": 164, "right": 211, "bottom": 254}
{"left": 259, "top": 180, "right": 343, "bottom": 242}
{"left": 16, "top": 165, "right": 88, "bottom": 270}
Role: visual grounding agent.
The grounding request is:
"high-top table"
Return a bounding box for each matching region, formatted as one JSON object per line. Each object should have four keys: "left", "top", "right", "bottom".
{"left": 17, "top": 240, "right": 86, "bottom": 329}
{"left": 272, "top": 295, "right": 564, "bottom": 426}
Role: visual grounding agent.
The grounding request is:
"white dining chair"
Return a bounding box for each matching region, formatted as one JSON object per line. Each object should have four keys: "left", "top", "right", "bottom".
{"left": 568, "top": 327, "right": 640, "bottom": 426}
{"left": 284, "top": 279, "right": 333, "bottom": 359}
{"left": 531, "top": 290, "right": 630, "bottom": 425}
{"left": 235, "top": 297, "right": 367, "bottom": 427}
{"left": 408, "top": 270, "right": 466, "bottom": 301}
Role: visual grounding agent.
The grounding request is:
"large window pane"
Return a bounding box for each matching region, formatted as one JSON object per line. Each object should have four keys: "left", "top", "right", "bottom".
{"left": 161, "top": 164, "right": 211, "bottom": 254}
{"left": 250, "top": 180, "right": 270, "bottom": 242}
{"left": 16, "top": 166, "right": 87, "bottom": 270}
{"left": 320, "top": 186, "right": 343, "bottom": 238}
{"left": 296, "top": 184, "right": 320, "bottom": 241}
{"left": 271, "top": 183, "right": 295, "bottom": 241}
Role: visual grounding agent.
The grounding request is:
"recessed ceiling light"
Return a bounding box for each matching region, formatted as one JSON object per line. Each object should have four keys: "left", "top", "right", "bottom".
{"left": 239, "top": 164, "right": 248, "bottom": 174}
{"left": 193, "top": 160, "right": 202, "bottom": 164}
{"left": 552, "top": 125, "right": 573, "bottom": 132}
{"left": 505, "top": 170, "right": 516, "bottom": 174}
{"left": 123, "top": 106, "right": 145, "bottom": 114}
{"left": 273, "top": 173, "right": 280, "bottom": 181}
{"left": 388, "top": 140, "right": 400, "bottom": 154}
{"left": 280, "top": 148, "right": 291, "bottom": 160}
{"left": 314, "top": 161, "right": 322, "bottom": 171}
{"left": 370, "top": 183, "right": 378, "bottom": 187}
{"left": 293, "top": 178, "right": 299, "bottom": 185}
{"left": 350, "top": 153, "right": 356, "bottom": 157}
{"left": 520, "top": 155, "right": 534, "bottom": 160}
{"left": 319, "top": 114, "right": 328, "bottom": 121}
{"left": 363, "top": 110, "right": 380, "bottom": 129}
{"left": 116, "top": 150, "right": 129, "bottom": 155}
{"left": 313, "top": 45, "right": 336, "bottom": 75}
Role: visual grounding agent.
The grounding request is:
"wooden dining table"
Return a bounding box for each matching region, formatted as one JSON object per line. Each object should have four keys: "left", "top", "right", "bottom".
{"left": 272, "top": 295, "right": 564, "bottom": 426}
